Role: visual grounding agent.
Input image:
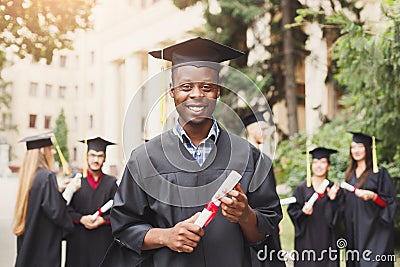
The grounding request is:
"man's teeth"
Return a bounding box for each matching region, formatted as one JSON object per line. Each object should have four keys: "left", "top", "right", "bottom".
{"left": 188, "top": 106, "right": 205, "bottom": 112}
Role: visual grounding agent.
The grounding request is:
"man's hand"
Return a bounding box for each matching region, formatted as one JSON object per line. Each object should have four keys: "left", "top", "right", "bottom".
{"left": 142, "top": 212, "right": 204, "bottom": 253}
{"left": 162, "top": 212, "right": 204, "bottom": 253}
{"left": 80, "top": 215, "right": 105, "bottom": 230}
{"left": 220, "top": 183, "right": 251, "bottom": 223}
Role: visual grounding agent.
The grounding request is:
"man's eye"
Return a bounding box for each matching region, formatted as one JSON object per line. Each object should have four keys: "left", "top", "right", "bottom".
{"left": 180, "top": 84, "right": 192, "bottom": 90}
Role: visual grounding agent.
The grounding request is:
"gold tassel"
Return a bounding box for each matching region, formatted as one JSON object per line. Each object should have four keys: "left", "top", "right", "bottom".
{"left": 52, "top": 134, "right": 71, "bottom": 175}
{"left": 83, "top": 138, "right": 88, "bottom": 178}
{"left": 160, "top": 49, "right": 167, "bottom": 126}
{"left": 306, "top": 149, "right": 312, "bottom": 187}
{"left": 372, "top": 136, "right": 378, "bottom": 173}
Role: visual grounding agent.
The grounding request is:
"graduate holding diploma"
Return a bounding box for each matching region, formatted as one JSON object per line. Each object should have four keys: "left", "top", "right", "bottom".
{"left": 65, "top": 137, "right": 118, "bottom": 267}
{"left": 287, "top": 147, "right": 340, "bottom": 267}
{"left": 343, "top": 132, "right": 396, "bottom": 267}
{"left": 101, "top": 37, "right": 283, "bottom": 267}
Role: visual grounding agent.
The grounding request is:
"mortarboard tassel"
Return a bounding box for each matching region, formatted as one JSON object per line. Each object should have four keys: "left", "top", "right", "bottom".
{"left": 372, "top": 136, "right": 378, "bottom": 173}
{"left": 83, "top": 138, "right": 88, "bottom": 178}
{"left": 51, "top": 134, "right": 71, "bottom": 175}
{"left": 160, "top": 49, "right": 167, "bottom": 126}
{"left": 306, "top": 149, "right": 312, "bottom": 187}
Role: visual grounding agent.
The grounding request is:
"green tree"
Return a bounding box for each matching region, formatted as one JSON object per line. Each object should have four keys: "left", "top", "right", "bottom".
{"left": 54, "top": 109, "right": 69, "bottom": 164}
{"left": 330, "top": 2, "right": 400, "bottom": 165}
{"left": 0, "top": 0, "right": 96, "bottom": 65}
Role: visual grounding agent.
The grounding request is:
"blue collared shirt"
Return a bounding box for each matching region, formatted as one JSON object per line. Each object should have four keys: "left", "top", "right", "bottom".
{"left": 173, "top": 119, "right": 220, "bottom": 166}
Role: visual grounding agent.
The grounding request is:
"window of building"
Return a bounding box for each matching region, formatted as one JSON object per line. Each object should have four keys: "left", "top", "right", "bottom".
{"left": 45, "top": 84, "right": 52, "bottom": 97}
{"left": 29, "top": 114, "right": 37, "bottom": 128}
{"left": 29, "top": 82, "right": 38, "bottom": 96}
{"left": 73, "top": 147, "right": 77, "bottom": 161}
{"left": 59, "top": 86, "right": 66, "bottom": 99}
{"left": 90, "top": 82, "right": 95, "bottom": 96}
{"left": 89, "top": 114, "right": 94, "bottom": 129}
{"left": 44, "top": 116, "right": 51, "bottom": 129}
{"left": 74, "top": 116, "right": 78, "bottom": 129}
{"left": 90, "top": 51, "right": 95, "bottom": 65}
{"left": 60, "top": 55, "right": 67, "bottom": 68}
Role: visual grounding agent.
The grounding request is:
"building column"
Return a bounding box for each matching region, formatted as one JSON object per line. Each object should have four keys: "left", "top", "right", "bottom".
{"left": 145, "top": 55, "right": 168, "bottom": 140}
{"left": 123, "top": 54, "right": 144, "bottom": 155}
{"left": 305, "top": 22, "right": 328, "bottom": 136}
{"left": 103, "top": 61, "right": 121, "bottom": 175}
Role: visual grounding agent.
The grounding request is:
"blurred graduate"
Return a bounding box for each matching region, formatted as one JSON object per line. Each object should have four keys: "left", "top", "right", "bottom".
{"left": 14, "top": 134, "right": 74, "bottom": 267}
{"left": 287, "top": 147, "right": 341, "bottom": 267}
{"left": 65, "top": 137, "right": 118, "bottom": 267}
{"left": 343, "top": 132, "right": 396, "bottom": 267}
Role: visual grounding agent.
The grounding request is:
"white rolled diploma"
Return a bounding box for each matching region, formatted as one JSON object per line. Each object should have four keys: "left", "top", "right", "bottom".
{"left": 280, "top": 197, "right": 296, "bottom": 205}
{"left": 340, "top": 181, "right": 358, "bottom": 193}
{"left": 91, "top": 199, "right": 114, "bottom": 221}
{"left": 194, "top": 170, "right": 242, "bottom": 227}
{"left": 304, "top": 179, "right": 329, "bottom": 210}
{"left": 62, "top": 173, "right": 82, "bottom": 205}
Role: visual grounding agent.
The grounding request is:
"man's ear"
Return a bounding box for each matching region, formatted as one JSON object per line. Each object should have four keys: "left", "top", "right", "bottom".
{"left": 169, "top": 82, "right": 175, "bottom": 98}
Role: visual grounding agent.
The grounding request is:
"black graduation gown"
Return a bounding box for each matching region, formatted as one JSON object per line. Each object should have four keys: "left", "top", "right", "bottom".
{"left": 65, "top": 174, "right": 118, "bottom": 267}
{"left": 344, "top": 167, "right": 397, "bottom": 267}
{"left": 101, "top": 129, "right": 283, "bottom": 267}
{"left": 15, "top": 168, "right": 74, "bottom": 267}
{"left": 287, "top": 180, "right": 340, "bottom": 267}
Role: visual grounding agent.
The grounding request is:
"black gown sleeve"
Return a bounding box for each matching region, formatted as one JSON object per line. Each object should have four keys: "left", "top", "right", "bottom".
{"left": 111, "top": 165, "right": 153, "bottom": 254}
{"left": 40, "top": 172, "right": 74, "bottom": 232}
{"left": 376, "top": 167, "right": 397, "bottom": 224}
{"left": 287, "top": 184, "right": 308, "bottom": 238}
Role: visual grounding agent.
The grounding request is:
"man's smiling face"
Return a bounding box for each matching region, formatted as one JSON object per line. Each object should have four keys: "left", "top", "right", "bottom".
{"left": 170, "top": 65, "right": 220, "bottom": 126}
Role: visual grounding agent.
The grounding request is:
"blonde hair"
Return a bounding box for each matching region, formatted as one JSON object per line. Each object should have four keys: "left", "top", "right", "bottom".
{"left": 13, "top": 146, "right": 54, "bottom": 236}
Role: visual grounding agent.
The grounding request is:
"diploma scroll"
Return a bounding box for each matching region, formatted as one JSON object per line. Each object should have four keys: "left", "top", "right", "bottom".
{"left": 340, "top": 182, "right": 359, "bottom": 193}
{"left": 304, "top": 179, "right": 329, "bottom": 210}
{"left": 194, "top": 171, "right": 242, "bottom": 228}
{"left": 62, "top": 173, "right": 82, "bottom": 205}
{"left": 91, "top": 199, "right": 114, "bottom": 221}
{"left": 280, "top": 197, "right": 296, "bottom": 205}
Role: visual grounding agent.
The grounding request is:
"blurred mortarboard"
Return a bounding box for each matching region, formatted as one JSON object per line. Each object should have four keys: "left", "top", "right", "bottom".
{"left": 308, "top": 147, "right": 338, "bottom": 160}
{"left": 348, "top": 131, "right": 380, "bottom": 147}
{"left": 148, "top": 37, "right": 244, "bottom": 69}
{"left": 241, "top": 112, "right": 266, "bottom": 127}
{"left": 79, "top": 137, "right": 116, "bottom": 152}
{"left": 19, "top": 134, "right": 53, "bottom": 150}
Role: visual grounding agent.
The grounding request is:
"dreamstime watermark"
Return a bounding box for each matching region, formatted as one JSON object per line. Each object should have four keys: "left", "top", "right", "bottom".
{"left": 257, "top": 238, "right": 396, "bottom": 263}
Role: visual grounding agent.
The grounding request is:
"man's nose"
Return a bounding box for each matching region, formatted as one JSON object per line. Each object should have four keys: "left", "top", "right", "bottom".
{"left": 189, "top": 86, "right": 204, "bottom": 98}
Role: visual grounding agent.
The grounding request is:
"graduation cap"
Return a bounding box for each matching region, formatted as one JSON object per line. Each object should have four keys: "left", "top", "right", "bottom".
{"left": 308, "top": 147, "right": 338, "bottom": 160}
{"left": 79, "top": 137, "right": 116, "bottom": 152}
{"left": 148, "top": 37, "right": 244, "bottom": 69}
{"left": 304, "top": 147, "right": 337, "bottom": 187}
{"left": 348, "top": 131, "right": 379, "bottom": 173}
{"left": 241, "top": 112, "right": 266, "bottom": 127}
{"left": 19, "top": 134, "right": 53, "bottom": 150}
{"left": 348, "top": 131, "right": 380, "bottom": 147}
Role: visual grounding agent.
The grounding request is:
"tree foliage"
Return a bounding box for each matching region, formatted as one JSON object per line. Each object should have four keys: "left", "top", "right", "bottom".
{"left": 0, "top": 0, "right": 96, "bottom": 66}
{"left": 54, "top": 108, "right": 69, "bottom": 163}
{"left": 330, "top": 3, "right": 400, "bottom": 165}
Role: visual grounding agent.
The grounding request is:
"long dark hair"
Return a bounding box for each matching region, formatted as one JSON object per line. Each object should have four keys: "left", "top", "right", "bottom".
{"left": 345, "top": 144, "right": 373, "bottom": 188}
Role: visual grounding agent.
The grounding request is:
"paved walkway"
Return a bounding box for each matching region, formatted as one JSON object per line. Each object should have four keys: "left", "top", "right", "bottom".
{"left": 0, "top": 176, "right": 18, "bottom": 267}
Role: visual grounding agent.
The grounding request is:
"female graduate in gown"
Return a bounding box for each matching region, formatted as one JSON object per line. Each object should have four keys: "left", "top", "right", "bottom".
{"left": 343, "top": 132, "right": 396, "bottom": 267}
{"left": 13, "top": 135, "right": 74, "bottom": 267}
{"left": 287, "top": 147, "right": 340, "bottom": 267}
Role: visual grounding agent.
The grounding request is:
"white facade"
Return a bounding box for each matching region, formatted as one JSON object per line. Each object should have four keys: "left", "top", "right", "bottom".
{"left": 2, "top": 0, "right": 204, "bottom": 177}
